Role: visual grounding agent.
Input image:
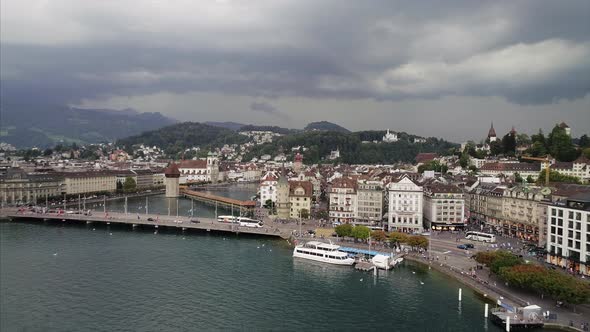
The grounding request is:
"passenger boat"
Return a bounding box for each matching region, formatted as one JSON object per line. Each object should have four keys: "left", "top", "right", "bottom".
{"left": 293, "top": 241, "right": 355, "bottom": 265}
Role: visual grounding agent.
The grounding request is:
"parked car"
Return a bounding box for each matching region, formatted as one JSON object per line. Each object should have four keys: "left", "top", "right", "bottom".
{"left": 457, "top": 244, "right": 468, "bottom": 250}
{"left": 147, "top": 217, "right": 155, "bottom": 221}
{"left": 190, "top": 219, "right": 200, "bottom": 224}
{"left": 464, "top": 243, "right": 475, "bottom": 249}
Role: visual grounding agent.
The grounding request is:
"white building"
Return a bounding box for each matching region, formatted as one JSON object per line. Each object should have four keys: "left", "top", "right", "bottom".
{"left": 259, "top": 171, "right": 278, "bottom": 204}
{"left": 382, "top": 129, "right": 398, "bottom": 143}
{"left": 177, "top": 154, "right": 219, "bottom": 183}
{"left": 546, "top": 194, "right": 590, "bottom": 276}
{"left": 387, "top": 175, "right": 424, "bottom": 233}
{"left": 328, "top": 177, "right": 357, "bottom": 223}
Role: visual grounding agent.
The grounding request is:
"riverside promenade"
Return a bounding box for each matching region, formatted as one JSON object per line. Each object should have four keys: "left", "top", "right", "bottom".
{"left": 1, "top": 208, "right": 293, "bottom": 239}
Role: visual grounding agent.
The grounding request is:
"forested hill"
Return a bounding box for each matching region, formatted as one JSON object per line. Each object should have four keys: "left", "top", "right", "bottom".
{"left": 244, "top": 130, "right": 458, "bottom": 164}
{"left": 117, "top": 122, "right": 248, "bottom": 155}
{"left": 0, "top": 103, "right": 176, "bottom": 148}
{"left": 304, "top": 121, "right": 350, "bottom": 133}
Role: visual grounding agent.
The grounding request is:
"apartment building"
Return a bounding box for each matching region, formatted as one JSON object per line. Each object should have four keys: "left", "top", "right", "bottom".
{"left": 546, "top": 193, "right": 590, "bottom": 276}
{"left": 423, "top": 183, "right": 465, "bottom": 231}
{"left": 329, "top": 177, "right": 357, "bottom": 223}
{"left": 356, "top": 180, "right": 383, "bottom": 225}
{"left": 289, "top": 180, "right": 313, "bottom": 219}
{"left": 387, "top": 175, "right": 423, "bottom": 233}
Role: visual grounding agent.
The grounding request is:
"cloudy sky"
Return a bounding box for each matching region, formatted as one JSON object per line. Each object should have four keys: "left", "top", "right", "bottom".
{"left": 1, "top": 0, "right": 589, "bottom": 142}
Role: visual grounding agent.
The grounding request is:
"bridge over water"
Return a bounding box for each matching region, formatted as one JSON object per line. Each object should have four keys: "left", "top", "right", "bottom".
{"left": 4, "top": 210, "right": 290, "bottom": 239}
{"left": 182, "top": 189, "right": 256, "bottom": 213}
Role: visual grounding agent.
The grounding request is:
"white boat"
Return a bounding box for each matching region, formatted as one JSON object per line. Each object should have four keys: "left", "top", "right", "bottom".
{"left": 293, "top": 241, "right": 355, "bottom": 265}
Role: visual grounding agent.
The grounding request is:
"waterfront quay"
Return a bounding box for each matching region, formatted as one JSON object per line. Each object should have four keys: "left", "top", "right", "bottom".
{"left": 3, "top": 209, "right": 292, "bottom": 239}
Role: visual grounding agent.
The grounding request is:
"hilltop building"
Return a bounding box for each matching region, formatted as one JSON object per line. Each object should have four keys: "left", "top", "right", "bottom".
{"left": 383, "top": 129, "right": 398, "bottom": 143}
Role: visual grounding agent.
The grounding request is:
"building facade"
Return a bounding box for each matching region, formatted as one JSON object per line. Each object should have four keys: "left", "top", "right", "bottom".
{"left": 387, "top": 176, "right": 423, "bottom": 233}
{"left": 63, "top": 172, "right": 116, "bottom": 195}
{"left": 328, "top": 177, "right": 357, "bottom": 223}
{"left": 423, "top": 183, "right": 465, "bottom": 231}
{"left": 546, "top": 194, "right": 590, "bottom": 276}
{"left": 289, "top": 180, "right": 312, "bottom": 219}
{"left": 0, "top": 168, "right": 64, "bottom": 205}
{"left": 356, "top": 180, "right": 383, "bottom": 224}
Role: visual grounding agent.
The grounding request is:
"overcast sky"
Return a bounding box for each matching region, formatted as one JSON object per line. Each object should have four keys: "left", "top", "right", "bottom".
{"left": 1, "top": 0, "right": 589, "bottom": 142}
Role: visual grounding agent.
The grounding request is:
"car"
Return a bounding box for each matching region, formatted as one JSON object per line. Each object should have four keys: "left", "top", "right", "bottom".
{"left": 457, "top": 244, "right": 468, "bottom": 250}
{"left": 190, "top": 219, "right": 200, "bottom": 224}
{"left": 464, "top": 243, "right": 475, "bottom": 249}
{"left": 147, "top": 217, "right": 155, "bottom": 221}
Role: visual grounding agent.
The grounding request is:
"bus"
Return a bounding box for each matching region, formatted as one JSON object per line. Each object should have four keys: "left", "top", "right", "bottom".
{"left": 217, "top": 215, "right": 238, "bottom": 224}
{"left": 465, "top": 231, "right": 496, "bottom": 243}
{"left": 237, "top": 217, "right": 264, "bottom": 228}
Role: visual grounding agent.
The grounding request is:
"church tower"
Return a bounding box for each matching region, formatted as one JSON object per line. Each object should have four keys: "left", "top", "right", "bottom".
{"left": 488, "top": 122, "right": 497, "bottom": 143}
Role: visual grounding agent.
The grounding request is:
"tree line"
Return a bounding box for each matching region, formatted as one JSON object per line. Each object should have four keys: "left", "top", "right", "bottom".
{"left": 475, "top": 251, "right": 590, "bottom": 305}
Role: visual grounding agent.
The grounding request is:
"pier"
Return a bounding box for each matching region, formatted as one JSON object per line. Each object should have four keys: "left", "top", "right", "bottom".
{"left": 4, "top": 210, "right": 291, "bottom": 239}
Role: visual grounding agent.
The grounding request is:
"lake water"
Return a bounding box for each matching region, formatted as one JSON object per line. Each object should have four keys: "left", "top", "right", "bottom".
{"left": 0, "top": 220, "right": 511, "bottom": 332}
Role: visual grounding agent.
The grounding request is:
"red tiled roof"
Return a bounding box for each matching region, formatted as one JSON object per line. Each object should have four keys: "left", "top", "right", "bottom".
{"left": 289, "top": 180, "right": 313, "bottom": 197}
{"left": 178, "top": 160, "right": 207, "bottom": 169}
{"left": 415, "top": 153, "right": 438, "bottom": 164}
{"left": 164, "top": 163, "right": 180, "bottom": 177}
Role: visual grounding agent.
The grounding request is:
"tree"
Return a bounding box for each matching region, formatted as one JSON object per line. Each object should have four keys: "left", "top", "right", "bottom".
{"left": 528, "top": 141, "right": 547, "bottom": 157}
{"left": 315, "top": 210, "right": 329, "bottom": 220}
{"left": 388, "top": 232, "right": 408, "bottom": 246}
{"left": 531, "top": 129, "right": 546, "bottom": 146}
{"left": 514, "top": 172, "right": 523, "bottom": 183}
{"left": 526, "top": 175, "right": 535, "bottom": 183}
{"left": 123, "top": 176, "right": 137, "bottom": 193}
{"left": 548, "top": 125, "right": 578, "bottom": 162}
{"left": 371, "top": 230, "right": 387, "bottom": 242}
{"left": 579, "top": 134, "right": 590, "bottom": 148}
{"left": 299, "top": 208, "right": 310, "bottom": 219}
{"left": 489, "top": 141, "right": 503, "bottom": 156}
{"left": 335, "top": 224, "right": 353, "bottom": 237}
{"left": 263, "top": 199, "right": 276, "bottom": 215}
{"left": 43, "top": 148, "right": 53, "bottom": 156}
{"left": 459, "top": 152, "right": 470, "bottom": 168}
{"left": 583, "top": 147, "right": 590, "bottom": 159}
{"left": 502, "top": 133, "right": 516, "bottom": 156}
{"left": 537, "top": 170, "right": 582, "bottom": 185}
{"left": 516, "top": 133, "right": 531, "bottom": 146}
{"left": 406, "top": 235, "right": 429, "bottom": 250}
{"left": 351, "top": 225, "right": 370, "bottom": 240}
{"left": 116, "top": 181, "right": 123, "bottom": 193}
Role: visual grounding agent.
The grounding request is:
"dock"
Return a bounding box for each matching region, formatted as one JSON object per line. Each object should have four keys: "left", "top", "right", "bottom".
{"left": 355, "top": 261, "right": 377, "bottom": 271}
{"left": 490, "top": 304, "right": 545, "bottom": 330}
{"left": 4, "top": 210, "right": 291, "bottom": 239}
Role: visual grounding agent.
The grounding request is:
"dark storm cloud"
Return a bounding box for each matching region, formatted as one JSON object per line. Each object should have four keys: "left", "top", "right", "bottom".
{"left": 1, "top": 0, "right": 589, "bottom": 106}
{"left": 250, "top": 101, "right": 289, "bottom": 120}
